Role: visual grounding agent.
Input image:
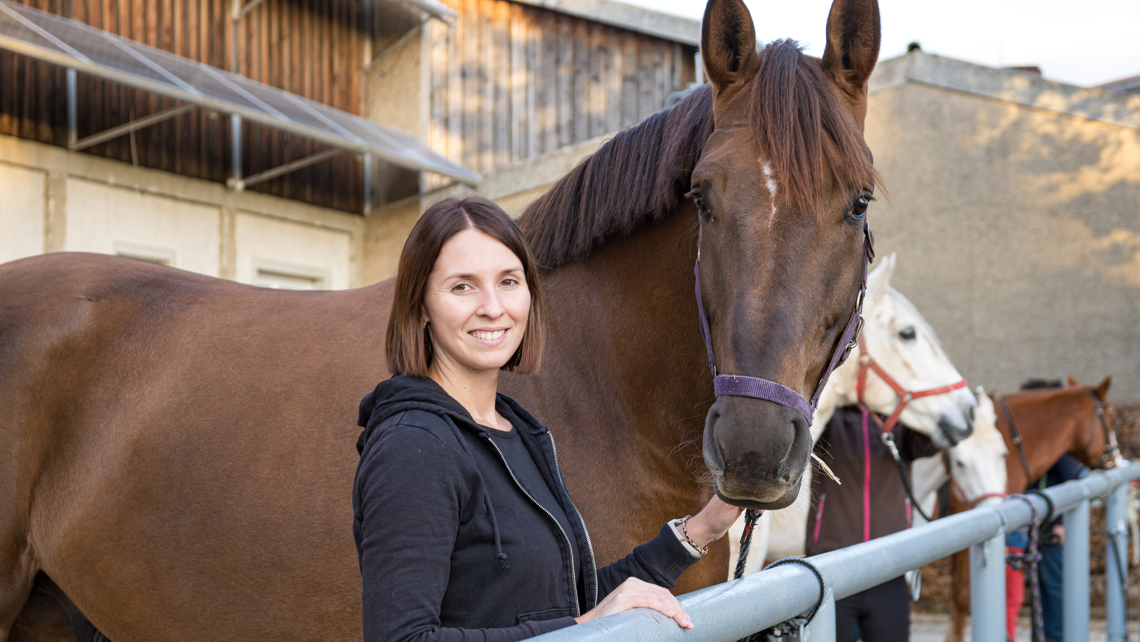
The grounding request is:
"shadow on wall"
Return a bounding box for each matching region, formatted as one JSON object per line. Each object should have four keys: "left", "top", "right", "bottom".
{"left": 865, "top": 81, "right": 1140, "bottom": 400}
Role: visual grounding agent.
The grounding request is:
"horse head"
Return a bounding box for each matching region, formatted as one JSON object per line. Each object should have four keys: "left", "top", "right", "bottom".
{"left": 696, "top": 0, "right": 885, "bottom": 510}
{"left": 816, "top": 253, "right": 977, "bottom": 448}
{"left": 948, "top": 388, "right": 1008, "bottom": 508}
{"left": 1066, "top": 375, "right": 1121, "bottom": 468}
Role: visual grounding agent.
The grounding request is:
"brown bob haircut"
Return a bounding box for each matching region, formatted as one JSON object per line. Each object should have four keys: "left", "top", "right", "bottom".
{"left": 386, "top": 196, "right": 545, "bottom": 377}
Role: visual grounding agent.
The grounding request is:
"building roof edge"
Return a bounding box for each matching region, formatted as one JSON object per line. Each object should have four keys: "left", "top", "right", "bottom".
{"left": 870, "top": 51, "right": 1140, "bottom": 132}
{"left": 509, "top": 0, "right": 700, "bottom": 47}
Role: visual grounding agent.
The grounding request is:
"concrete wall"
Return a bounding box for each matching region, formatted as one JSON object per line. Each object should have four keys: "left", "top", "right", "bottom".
{"left": 0, "top": 135, "right": 362, "bottom": 289}
{"left": 864, "top": 52, "right": 1140, "bottom": 402}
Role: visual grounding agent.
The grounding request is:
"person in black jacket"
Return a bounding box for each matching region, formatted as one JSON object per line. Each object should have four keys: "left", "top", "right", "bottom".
{"left": 354, "top": 196, "right": 742, "bottom": 642}
{"left": 805, "top": 406, "right": 940, "bottom": 642}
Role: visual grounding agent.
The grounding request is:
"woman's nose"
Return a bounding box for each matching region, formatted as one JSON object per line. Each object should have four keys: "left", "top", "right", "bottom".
{"left": 477, "top": 290, "right": 505, "bottom": 318}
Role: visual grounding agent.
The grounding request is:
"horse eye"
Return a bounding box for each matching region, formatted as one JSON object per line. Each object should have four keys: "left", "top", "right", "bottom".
{"left": 688, "top": 188, "right": 712, "bottom": 222}
{"left": 899, "top": 326, "right": 916, "bottom": 341}
{"left": 955, "top": 460, "right": 966, "bottom": 468}
{"left": 849, "top": 193, "right": 872, "bottom": 220}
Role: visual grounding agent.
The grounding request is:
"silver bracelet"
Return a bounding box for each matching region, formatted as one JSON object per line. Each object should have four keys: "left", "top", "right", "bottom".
{"left": 675, "top": 515, "right": 709, "bottom": 556}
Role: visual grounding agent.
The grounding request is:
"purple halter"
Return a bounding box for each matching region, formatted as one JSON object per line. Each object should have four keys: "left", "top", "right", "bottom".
{"left": 695, "top": 222, "right": 874, "bottom": 426}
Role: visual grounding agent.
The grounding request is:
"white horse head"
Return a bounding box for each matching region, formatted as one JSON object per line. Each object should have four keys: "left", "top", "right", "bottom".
{"left": 814, "top": 253, "right": 976, "bottom": 449}
{"left": 946, "top": 388, "right": 1008, "bottom": 507}
{"left": 912, "top": 387, "right": 1009, "bottom": 527}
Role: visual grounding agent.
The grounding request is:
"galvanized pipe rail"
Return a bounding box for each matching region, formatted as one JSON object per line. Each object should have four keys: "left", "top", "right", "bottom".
{"left": 535, "top": 463, "right": 1140, "bottom": 642}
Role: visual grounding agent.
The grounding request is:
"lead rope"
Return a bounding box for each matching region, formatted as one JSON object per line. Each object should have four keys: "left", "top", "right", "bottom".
{"left": 1007, "top": 494, "right": 1045, "bottom": 642}
{"left": 733, "top": 508, "right": 763, "bottom": 581}
{"left": 733, "top": 511, "right": 826, "bottom": 641}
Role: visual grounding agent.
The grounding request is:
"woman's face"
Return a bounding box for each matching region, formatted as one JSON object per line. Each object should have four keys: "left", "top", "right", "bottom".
{"left": 423, "top": 228, "right": 531, "bottom": 378}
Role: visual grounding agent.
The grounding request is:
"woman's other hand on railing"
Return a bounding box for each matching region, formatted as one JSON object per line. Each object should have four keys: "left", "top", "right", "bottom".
{"left": 573, "top": 577, "right": 693, "bottom": 629}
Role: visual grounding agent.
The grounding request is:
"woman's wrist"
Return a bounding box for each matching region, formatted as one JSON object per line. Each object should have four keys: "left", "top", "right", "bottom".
{"left": 681, "top": 513, "right": 724, "bottom": 548}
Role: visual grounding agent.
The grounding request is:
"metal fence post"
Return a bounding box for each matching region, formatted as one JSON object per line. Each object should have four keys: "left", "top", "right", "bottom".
{"left": 970, "top": 527, "right": 1006, "bottom": 642}
{"left": 1105, "top": 482, "right": 1129, "bottom": 642}
{"left": 805, "top": 585, "right": 835, "bottom": 641}
{"left": 1063, "top": 497, "right": 1090, "bottom": 642}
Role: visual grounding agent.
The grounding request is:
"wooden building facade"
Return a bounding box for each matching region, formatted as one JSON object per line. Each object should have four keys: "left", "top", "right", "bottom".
{"left": 424, "top": 0, "right": 696, "bottom": 182}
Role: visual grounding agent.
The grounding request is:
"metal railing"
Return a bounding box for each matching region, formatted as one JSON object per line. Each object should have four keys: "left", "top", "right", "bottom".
{"left": 536, "top": 463, "right": 1139, "bottom": 642}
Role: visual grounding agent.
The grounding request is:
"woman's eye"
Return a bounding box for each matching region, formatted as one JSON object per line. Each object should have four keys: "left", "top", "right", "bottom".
{"left": 849, "top": 192, "right": 872, "bottom": 220}
{"left": 502, "top": 278, "right": 519, "bottom": 287}
{"left": 899, "top": 326, "right": 916, "bottom": 341}
{"left": 453, "top": 283, "right": 472, "bottom": 293}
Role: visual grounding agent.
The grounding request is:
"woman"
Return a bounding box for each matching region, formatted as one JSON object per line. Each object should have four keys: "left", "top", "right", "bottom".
{"left": 353, "top": 196, "right": 741, "bottom": 642}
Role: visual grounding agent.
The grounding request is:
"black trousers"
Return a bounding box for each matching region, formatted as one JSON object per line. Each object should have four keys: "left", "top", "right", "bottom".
{"left": 835, "top": 576, "right": 910, "bottom": 642}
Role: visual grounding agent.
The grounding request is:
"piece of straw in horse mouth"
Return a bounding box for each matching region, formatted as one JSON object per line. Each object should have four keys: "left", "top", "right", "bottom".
{"left": 812, "top": 452, "right": 841, "bottom": 485}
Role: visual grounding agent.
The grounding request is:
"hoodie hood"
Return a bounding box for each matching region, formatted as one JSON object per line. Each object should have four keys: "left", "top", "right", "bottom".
{"left": 355, "top": 375, "right": 552, "bottom": 574}
{"left": 357, "top": 375, "right": 546, "bottom": 454}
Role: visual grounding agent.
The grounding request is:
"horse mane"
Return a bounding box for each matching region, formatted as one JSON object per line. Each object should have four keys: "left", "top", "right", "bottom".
{"left": 517, "top": 40, "right": 883, "bottom": 271}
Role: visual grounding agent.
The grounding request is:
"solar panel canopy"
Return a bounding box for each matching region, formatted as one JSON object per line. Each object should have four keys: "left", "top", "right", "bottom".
{"left": 0, "top": 0, "right": 481, "bottom": 185}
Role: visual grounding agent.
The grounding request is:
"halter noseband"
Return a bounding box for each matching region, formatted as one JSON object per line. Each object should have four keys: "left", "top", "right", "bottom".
{"left": 694, "top": 222, "right": 874, "bottom": 426}
{"left": 854, "top": 331, "right": 969, "bottom": 435}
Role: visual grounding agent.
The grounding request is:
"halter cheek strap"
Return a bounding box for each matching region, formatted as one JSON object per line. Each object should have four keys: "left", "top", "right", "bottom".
{"left": 695, "top": 222, "right": 874, "bottom": 427}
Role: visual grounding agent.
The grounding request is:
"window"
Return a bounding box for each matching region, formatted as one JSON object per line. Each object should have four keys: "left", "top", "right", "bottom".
{"left": 113, "top": 242, "right": 176, "bottom": 266}
{"left": 252, "top": 260, "right": 328, "bottom": 290}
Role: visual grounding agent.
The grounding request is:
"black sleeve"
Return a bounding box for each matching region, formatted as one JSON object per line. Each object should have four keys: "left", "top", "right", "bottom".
{"left": 595, "top": 523, "right": 701, "bottom": 600}
{"left": 356, "top": 423, "right": 577, "bottom": 642}
{"left": 896, "top": 424, "right": 941, "bottom": 462}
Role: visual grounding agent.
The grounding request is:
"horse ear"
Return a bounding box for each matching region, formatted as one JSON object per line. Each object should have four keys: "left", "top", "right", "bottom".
{"left": 1096, "top": 376, "right": 1112, "bottom": 399}
{"left": 866, "top": 251, "right": 895, "bottom": 303}
{"left": 1067, "top": 374, "right": 1080, "bottom": 388}
{"left": 701, "top": 0, "right": 761, "bottom": 94}
{"left": 820, "top": 0, "right": 881, "bottom": 95}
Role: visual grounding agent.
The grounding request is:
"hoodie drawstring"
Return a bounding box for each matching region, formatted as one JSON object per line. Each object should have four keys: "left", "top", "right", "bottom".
{"left": 442, "top": 416, "right": 511, "bottom": 572}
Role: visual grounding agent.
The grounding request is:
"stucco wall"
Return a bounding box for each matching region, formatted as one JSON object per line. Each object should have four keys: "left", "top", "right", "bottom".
{"left": 0, "top": 135, "right": 362, "bottom": 289}
{"left": 864, "top": 53, "right": 1140, "bottom": 402}
{"left": 0, "top": 164, "right": 46, "bottom": 263}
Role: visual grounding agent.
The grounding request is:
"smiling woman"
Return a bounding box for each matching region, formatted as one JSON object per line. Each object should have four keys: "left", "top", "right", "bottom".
{"left": 354, "top": 196, "right": 743, "bottom": 642}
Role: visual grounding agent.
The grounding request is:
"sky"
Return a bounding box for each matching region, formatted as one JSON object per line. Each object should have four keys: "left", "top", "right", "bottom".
{"left": 621, "top": 0, "right": 1140, "bottom": 88}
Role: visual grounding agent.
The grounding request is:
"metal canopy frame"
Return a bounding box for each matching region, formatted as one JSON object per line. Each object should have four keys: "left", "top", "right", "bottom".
{"left": 0, "top": 0, "right": 479, "bottom": 209}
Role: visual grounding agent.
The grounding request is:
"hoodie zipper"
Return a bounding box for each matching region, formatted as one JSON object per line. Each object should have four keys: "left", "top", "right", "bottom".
{"left": 484, "top": 437, "right": 581, "bottom": 617}
{"left": 547, "top": 432, "right": 598, "bottom": 609}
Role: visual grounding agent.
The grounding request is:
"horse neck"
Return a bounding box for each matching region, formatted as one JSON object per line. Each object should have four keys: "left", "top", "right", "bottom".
{"left": 525, "top": 204, "right": 708, "bottom": 445}
{"left": 1003, "top": 391, "right": 1090, "bottom": 492}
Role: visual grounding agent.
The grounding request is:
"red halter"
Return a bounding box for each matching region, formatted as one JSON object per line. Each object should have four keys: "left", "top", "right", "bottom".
{"left": 854, "top": 333, "right": 968, "bottom": 434}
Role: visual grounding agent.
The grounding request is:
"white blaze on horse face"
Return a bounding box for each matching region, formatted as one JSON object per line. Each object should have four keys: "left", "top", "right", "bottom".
{"left": 760, "top": 160, "right": 778, "bottom": 222}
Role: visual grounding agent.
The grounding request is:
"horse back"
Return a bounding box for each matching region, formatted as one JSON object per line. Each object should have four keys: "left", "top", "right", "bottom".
{"left": 0, "top": 252, "right": 390, "bottom": 641}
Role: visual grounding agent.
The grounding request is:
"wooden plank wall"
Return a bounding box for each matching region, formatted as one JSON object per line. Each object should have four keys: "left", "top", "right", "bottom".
{"left": 426, "top": 0, "right": 697, "bottom": 185}
{"left": 0, "top": 0, "right": 367, "bottom": 212}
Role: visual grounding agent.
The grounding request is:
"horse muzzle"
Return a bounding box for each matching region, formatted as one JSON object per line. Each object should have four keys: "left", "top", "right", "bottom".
{"left": 702, "top": 395, "right": 812, "bottom": 509}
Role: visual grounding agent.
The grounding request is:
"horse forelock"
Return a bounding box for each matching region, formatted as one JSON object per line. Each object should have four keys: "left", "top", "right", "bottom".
{"left": 750, "top": 40, "right": 883, "bottom": 214}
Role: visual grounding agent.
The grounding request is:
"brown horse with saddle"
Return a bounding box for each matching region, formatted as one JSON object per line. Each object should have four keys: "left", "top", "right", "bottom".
{"left": 0, "top": 0, "right": 894, "bottom": 640}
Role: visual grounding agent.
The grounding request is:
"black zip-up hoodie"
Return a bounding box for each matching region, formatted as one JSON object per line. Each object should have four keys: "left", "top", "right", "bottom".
{"left": 353, "top": 376, "right": 700, "bottom": 642}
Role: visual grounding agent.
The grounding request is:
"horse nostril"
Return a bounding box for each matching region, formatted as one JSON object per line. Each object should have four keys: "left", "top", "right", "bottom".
{"left": 968, "top": 405, "right": 976, "bottom": 422}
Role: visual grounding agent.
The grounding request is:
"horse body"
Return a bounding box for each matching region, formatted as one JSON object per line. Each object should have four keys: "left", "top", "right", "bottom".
{"left": 1, "top": 0, "right": 890, "bottom": 638}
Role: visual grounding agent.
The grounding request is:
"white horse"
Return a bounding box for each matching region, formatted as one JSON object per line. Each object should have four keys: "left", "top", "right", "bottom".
{"left": 730, "top": 253, "right": 978, "bottom": 577}
{"left": 912, "top": 388, "right": 1008, "bottom": 528}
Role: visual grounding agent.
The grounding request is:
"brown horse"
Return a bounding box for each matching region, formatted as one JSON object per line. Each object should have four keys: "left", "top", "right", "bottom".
{"left": 1, "top": 1, "right": 886, "bottom": 640}
{"left": 944, "top": 377, "right": 1116, "bottom": 642}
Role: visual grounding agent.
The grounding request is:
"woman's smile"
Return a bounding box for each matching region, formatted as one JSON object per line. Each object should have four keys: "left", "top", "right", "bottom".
{"left": 470, "top": 328, "right": 508, "bottom": 344}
